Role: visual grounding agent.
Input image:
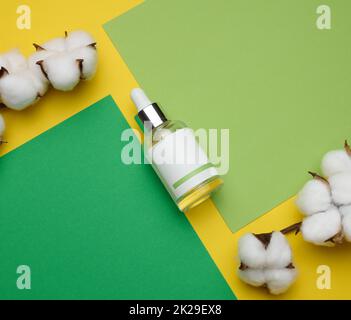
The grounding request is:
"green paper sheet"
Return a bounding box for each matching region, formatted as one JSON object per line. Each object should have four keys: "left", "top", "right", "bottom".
{"left": 0, "top": 96, "right": 234, "bottom": 299}
{"left": 104, "top": 0, "right": 351, "bottom": 231}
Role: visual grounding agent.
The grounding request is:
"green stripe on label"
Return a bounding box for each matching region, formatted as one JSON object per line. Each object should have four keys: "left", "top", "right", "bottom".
{"left": 173, "top": 163, "right": 213, "bottom": 189}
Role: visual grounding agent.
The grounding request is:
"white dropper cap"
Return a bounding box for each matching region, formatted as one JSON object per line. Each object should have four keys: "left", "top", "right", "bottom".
{"left": 131, "top": 88, "right": 153, "bottom": 112}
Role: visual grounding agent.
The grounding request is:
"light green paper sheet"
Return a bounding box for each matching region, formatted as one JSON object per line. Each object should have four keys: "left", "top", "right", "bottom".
{"left": 0, "top": 96, "right": 234, "bottom": 299}
{"left": 104, "top": 0, "right": 351, "bottom": 231}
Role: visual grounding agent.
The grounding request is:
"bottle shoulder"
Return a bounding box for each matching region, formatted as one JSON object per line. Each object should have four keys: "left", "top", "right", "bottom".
{"left": 158, "top": 120, "right": 187, "bottom": 130}
{"left": 150, "top": 120, "right": 188, "bottom": 147}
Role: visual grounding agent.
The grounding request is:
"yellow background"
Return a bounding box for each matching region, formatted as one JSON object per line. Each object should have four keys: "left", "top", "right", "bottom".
{"left": 1, "top": 0, "right": 350, "bottom": 299}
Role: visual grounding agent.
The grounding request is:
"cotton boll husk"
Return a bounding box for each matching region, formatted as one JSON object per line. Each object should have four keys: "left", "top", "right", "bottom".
{"left": 340, "top": 204, "right": 351, "bottom": 241}
{"left": 0, "top": 114, "right": 5, "bottom": 136}
{"left": 238, "top": 269, "right": 266, "bottom": 287}
{"left": 42, "top": 54, "right": 81, "bottom": 91}
{"left": 65, "top": 31, "right": 95, "bottom": 50}
{"left": 296, "top": 179, "right": 332, "bottom": 216}
{"left": 322, "top": 150, "right": 351, "bottom": 177}
{"left": 0, "top": 72, "right": 41, "bottom": 110}
{"left": 329, "top": 172, "right": 351, "bottom": 206}
{"left": 42, "top": 37, "right": 66, "bottom": 52}
{"left": 265, "top": 232, "right": 292, "bottom": 269}
{"left": 238, "top": 233, "right": 266, "bottom": 269}
{"left": 301, "top": 207, "right": 341, "bottom": 246}
{"left": 265, "top": 268, "right": 297, "bottom": 295}
{"left": 342, "top": 211, "right": 351, "bottom": 242}
{"left": 71, "top": 46, "right": 97, "bottom": 80}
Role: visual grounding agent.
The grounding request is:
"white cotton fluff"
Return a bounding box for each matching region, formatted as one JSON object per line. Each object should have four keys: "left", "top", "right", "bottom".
{"left": 0, "top": 49, "right": 27, "bottom": 72}
{"left": 238, "top": 233, "right": 266, "bottom": 269}
{"left": 266, "top": 232, "right": 292, "bottom": 269}
{"left": 237, "top": 269, "right": 265, "bottom": 287}
{"left": 65, "top": 31, "right": 95, "bottom": 50}
{"left": 40, "top": 54, "right": 81, "bottom": 91}
{"left": 322, "top": 149, "right": 351, "bottom": 177}
{"left": 264, "top": 269, "right": 297, "bottom": 295}
{"left": 41, "top": 38, "right": 66, "bottom": 52}
{"left": 0, "top": 49, "right": 48, "bottom": 110}
{"left": 0, "top": 113, "right": 5, "bottom": 138}
{"left": 329, "top": 172, "right": 351, "bottom": 206}
{"left": 301, "top": 207, "right": 341, "bottom": 246}
{"left": 237, "top": 232, "right": 297, "bottom": 295}
{"left": 295, "top": 179, "right": 332, "bottom": 216}
{"left": 29, "top": 31, "right": 97, "bottom": 91}
{"left": 339, "top": 204, "right": 351, "bottom": 217}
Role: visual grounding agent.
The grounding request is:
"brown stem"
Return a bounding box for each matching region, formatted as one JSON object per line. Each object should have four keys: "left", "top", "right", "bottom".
{"left": 281, "top": 222, "right": 302, "bottom": 235}
{"left": 308, "top": 171, "right": 329, "bottom": 184}
{"left": 33, "top": 43, "right": 45, "bottom": 51}
{"left": 254, "top": 232, "right": 272, "bottom": 248}
{"left": 252, "top": 222, "right": 302, "bottom": 248}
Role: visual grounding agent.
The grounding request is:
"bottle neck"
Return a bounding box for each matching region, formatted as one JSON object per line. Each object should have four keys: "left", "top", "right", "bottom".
{"left": 137, "top": 103, "right": 168, "bottom": 129}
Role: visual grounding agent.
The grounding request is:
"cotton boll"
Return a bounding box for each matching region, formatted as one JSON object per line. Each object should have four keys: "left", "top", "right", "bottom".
{"left": 238, "top": 269, "right": 265, "bottom": 287}
{"left": 238, "top": 233, "right": 266, "bottom": 269}
{"left": 322, "top": 150, "right": 351, "bottom": 177}
{"left": 0, "top": 71, "right": 42, "bottom": 110}
{"left": 266, "top": 232, "right": 292, "bottom": 269}
{"left": 32, "top": 31, "right": 97, "bottom": 91}
{"left": 0, "top": 49, "right": 48, "bottom": 110}
{"left": 237, "top": 232, "right": 297, "bottom": 295}
{"left": 65, "top": 30, "right": 95, "bottom": 50}
{"left": 41, "top": 54, "right": 81, "bottom": 91}
{"left": 297, "top": 144, "right": 351, "bottom": 245}
{"left": 296, "top": 179, "right": 332, "bottom": 216}
{"left": 265, "top": 268, "right": 297, "bottom": 295}
{"left": 329, "top": 172, "right": 351, "bottom": 206}
{"left": 301, "top": 207, "right": 341, "bottom": 245}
